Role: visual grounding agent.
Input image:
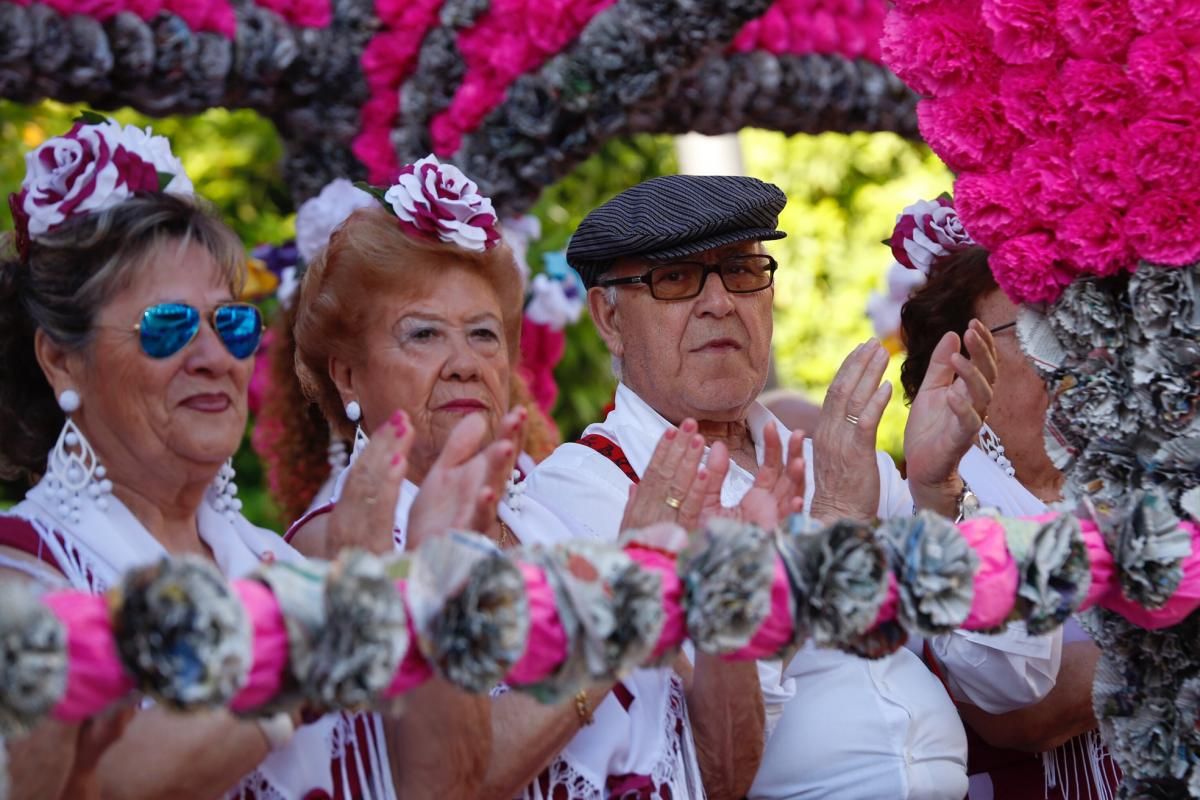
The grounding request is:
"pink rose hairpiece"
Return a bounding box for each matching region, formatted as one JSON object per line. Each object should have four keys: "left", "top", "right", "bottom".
{"left": 887, "top": 194, "right": 976, "bottom": 277}
{"left": 357, "top": 154, "right": 501, "bottom": 252}
{"left": 9, "top": 112, "right": 193, "bottom": 262}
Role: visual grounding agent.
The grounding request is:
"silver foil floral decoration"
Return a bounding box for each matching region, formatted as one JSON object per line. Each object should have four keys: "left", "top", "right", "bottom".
{"left": 249, "top": 557, "right": 330, "bottom": 712}
{"left": 0, "top": 580, "right": 68, "bottom": 737}
{"left": 113, "top": 556, "right": 252, "bottom": 710}
{"left": 878, "top": 511, "right": 978, "bottom": 638}
{"left": 1003, "top": 514, "right": 1090, "bottom": 636}
{"left": 409, "top": 530, "right": 529, "bottom": 694}
{"left": 680, "top": 518, "right": 775, "bottom": 655}
{"left": 782, "top": 519, "right": 891, "bottom": 651}
{"left": 305, "top": 549, "right": 409, "bottom": 710}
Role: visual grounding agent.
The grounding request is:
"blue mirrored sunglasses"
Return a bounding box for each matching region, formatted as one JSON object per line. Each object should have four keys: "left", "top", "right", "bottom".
{"left": 135, "top": 302, "right": 263, "bottom": 360}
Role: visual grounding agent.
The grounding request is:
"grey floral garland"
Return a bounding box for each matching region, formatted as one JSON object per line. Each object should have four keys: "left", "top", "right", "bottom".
{"left": 0, "top": 0, "right": 373, "bottom": 201}
{"left": 451, "top": 0, "right": 775, "bottom": 216}
{"left": 390, "top": 0, "right": 490, "bottom": 164}
{"left": 1021, "top": 262, "right": 1200, "bottom": 796}
{"left": 625, "top": 51, "right": 918, "bottom": 142}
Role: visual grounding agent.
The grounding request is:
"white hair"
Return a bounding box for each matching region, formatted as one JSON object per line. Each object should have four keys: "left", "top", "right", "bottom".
{"left": 602, "top": 285, "right": 622, "bottom": 378}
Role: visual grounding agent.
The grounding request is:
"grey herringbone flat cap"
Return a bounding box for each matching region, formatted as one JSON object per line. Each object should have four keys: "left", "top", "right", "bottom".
{"left": 567, "top": 174, "right": 787, "bottom": 287}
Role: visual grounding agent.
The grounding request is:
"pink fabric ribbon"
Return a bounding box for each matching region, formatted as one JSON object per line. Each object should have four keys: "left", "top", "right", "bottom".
{"left": 229, "top": 580, "right": 290, "bottom": 713}
{"left": 1100, "top": 521, "right": 1200, "bottom": 630}
{"left": 957, "top": 516, "right": 1021, "bottom": 629}
{"left": 624, "top": 546, "right": 686, "bottom": 661}
{"left": 383, "top": 580, "right": 433, "bottom": 697}
{"left": 43, "top": 592, "right": 135, "bottom": 722}
{"left": 506, "top": 561, "right": 569, "bottom": 685}
{"left": 726, "top": 555, "right": 795, "bottom": 660}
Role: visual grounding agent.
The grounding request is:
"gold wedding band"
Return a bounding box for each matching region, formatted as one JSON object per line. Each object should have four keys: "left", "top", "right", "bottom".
{"left": 664, "top": 496, "right": 682, "bottom": 510}
{"left": 845, "top": 414, "right": 860, "bottom": 426}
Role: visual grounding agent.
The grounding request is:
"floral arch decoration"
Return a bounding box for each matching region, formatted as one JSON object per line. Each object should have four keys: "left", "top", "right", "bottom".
{"left": 0, "top": 0, "right": 917, "bottom": 213}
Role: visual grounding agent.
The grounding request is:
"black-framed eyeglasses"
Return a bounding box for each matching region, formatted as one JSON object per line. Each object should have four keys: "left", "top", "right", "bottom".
{"left": 596, "top": 254, "right": 778, "bottom": 301}
{"left": 989, "top": 321, "right": 1017, "bottom": 335}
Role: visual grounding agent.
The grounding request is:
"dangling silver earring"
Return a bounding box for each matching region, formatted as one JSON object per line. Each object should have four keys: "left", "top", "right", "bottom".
{"left": 46, "top": 389, "right": 112, "bottom": 524}
{"left": 209, "top": 459, "right": 243, "bottom": 522}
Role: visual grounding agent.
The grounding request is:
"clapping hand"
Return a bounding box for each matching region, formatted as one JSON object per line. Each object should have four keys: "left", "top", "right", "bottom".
{"left": 808, "top": 340, "right": 892, "bottom": 522}
{"left": 905, "top": 320, "right": 997, "bottom": 515}
{"left": 327, "top": 411, "right": 415, "bottom": 555}
{"left": 407, "top": 408, "right": 525, "bottom": 549}
{"left": 620, "top": 418, "right": 711, "bottom": 532}
{"left": 700, "top": 424, "right": 806, "bottom": 531}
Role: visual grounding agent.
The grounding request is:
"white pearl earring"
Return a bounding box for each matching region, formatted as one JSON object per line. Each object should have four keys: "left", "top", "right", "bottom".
{"left": 345, "top": 400, "right": 361, "bottom": 422}
{"left": 58, "top": 389, "right": 80, "bottom": 414}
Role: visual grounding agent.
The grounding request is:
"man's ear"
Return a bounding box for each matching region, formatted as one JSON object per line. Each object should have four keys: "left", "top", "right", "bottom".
{"left": 588, "top": 286, "right": 623, "bottom": 360}
{"left": 33, "top": 328, "right": 81, "bottom": 400}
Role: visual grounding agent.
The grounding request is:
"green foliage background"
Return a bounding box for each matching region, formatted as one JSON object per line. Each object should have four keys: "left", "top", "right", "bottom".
{"left": 0, "top": 101, "right": 950, "bottom": 526}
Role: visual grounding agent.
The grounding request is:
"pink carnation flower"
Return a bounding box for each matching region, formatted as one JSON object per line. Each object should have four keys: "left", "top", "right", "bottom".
{"left": 1011, "top": 140, "right": 1082, "bottom": 223}
{"left": 954, "top": 171, "right": 1034, "bottom": 250}
{"left": 1059, "top": 58, "right": 1142, "bottom": 124}
{"left": 1130, "top": 117, "right": 1200, "bottom": 196}
{"left": 881, "top": 8, "right": 1000, "bottom": 96}
{"left": 981, "top": 0, "right": 1061, "bottom": 64}
{"left": 917, "top": 88, "right": 1025, "bottom": 173}
{"left": 1129, "top": 0, "right": 1200, "bottom": 33}
{"left": 998, "top": 63, "right": 1070, "bottom": 138}
{"left": 1070, "top": 123, "right": 1139, "bottom": 210}
{"left": 1127, "top": 31, "right": 1200, "bottom": 112}
{"left": 1125, "top": 190, "right": 1200, "bottom": 266}
{"left": 990, "top": 232, "right": 1075, "bottom": 304}
{"left": 1055, "top": 0, "right": 1137, "bottom": 60}
{"left": 1057, "top": 203, "right": 1136, "bottom": 277}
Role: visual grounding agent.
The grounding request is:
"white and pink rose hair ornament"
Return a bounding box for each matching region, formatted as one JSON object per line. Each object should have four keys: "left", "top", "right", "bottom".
{"left": 887, "top": 194, "right": 977, "bottom": 277}
{"left": 8, "top": 113, "right": 193, "bottom": 261}
{"left": 358, "top": 154, "right": 501, "bottom": 252}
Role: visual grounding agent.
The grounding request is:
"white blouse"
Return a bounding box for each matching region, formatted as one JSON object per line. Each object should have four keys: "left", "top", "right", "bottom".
{"left": 524, "top": 383, "right": 968, "bottom": 800}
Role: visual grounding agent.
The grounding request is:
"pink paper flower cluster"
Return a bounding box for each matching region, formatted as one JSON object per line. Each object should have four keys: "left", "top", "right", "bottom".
{"left": 250, "top": 0, "right": 331, "bottom": 28}
{"left": 8, "top": 0, "right": 236, "bottom": 37}
{"left": 882, "top": 0, "right": 1200, "bottom": 304}
{"left": 730, "top": 0, "right": 887, "bottom": 63}
{"left": 352, "top": 0, "right": 444, "bottom": 183}
{"left": 428, "top": 0, "right": 616, "bottom": 157}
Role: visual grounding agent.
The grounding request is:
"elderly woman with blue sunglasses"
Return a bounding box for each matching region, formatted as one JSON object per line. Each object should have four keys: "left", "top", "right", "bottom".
{"left": 0, "top": 119, "right": 495, "bottom": 800}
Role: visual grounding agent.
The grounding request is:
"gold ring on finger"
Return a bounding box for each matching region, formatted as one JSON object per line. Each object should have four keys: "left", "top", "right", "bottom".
{"left": 664, "top": 496, "right": 682, "bottom": 510}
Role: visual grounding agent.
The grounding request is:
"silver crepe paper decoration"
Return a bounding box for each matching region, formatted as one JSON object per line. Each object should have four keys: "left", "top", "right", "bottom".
{"left": 0, "top": 581, "right": 67, "bottom": 737}
{"left": 410, "top": 531, "right": 529, "bottom": 694}
{"left": 783, "top": 520, "right": 891, "bottom": 651}
{"left": 515, "top": 541, "right": 663, "bottom": 703}
{"left": 249, "top": 557, "right": 330, "bottom": 713}
{"left": 113, "top": 556, "right": 252, "bottom": 710}
{"left": 551, "top": 541, "right": 662, "bottom": 681}
{"left": 878, "top": 511, "right": 978, "bottom": 637}
{"left": 305, "top": 549, "right": 408, "bottom": 710}
{"left": 681, "top": 518, "right": 775, "bottom": 655}
{"left": 1112, "top": 490, "right": 1191, "bottom": 610}
{"left": 1002, "top": 514, "right": 1090, "bottom": 635}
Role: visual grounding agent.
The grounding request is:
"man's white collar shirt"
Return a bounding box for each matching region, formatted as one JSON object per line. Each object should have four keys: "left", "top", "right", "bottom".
{"left": 522, "top": 383, "right": 968, "bottom": 800}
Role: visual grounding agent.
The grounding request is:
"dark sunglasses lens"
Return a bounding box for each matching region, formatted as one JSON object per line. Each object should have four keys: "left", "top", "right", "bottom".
{"left": 214, "top": 305, "right": 263, "bottom": 359}
{"left": 649, "top": 264, "right": 704, "bottom": 299}
{"left": 140, "top": 304, "right": 200, "bottom": 359}
{"left": 722, "top": 256, "right": 775, "bottom": 292}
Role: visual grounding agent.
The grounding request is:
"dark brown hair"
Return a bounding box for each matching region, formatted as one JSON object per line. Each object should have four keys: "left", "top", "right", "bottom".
{"left": 0, "top": 193, "right": 244, "bottom": 482}
{"left": 899, "top": 245, "right": 997, "bottom": 403}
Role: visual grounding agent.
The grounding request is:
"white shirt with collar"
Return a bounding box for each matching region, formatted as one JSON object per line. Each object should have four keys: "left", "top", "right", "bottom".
{"left": 523, "top": 383, "right": 968, "bottom": 800}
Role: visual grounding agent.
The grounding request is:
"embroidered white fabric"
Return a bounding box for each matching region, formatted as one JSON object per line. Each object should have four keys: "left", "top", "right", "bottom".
{"left": 520, "top": 674, "right": 697, "bottom": 800}
{"left": 5, "top": 466, "right": 397, "bottom": 800}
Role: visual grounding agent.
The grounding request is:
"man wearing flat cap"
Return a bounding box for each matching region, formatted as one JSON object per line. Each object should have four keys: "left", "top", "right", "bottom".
{"left": 523, "top": 174, "right": 1000, "bottom": 798}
